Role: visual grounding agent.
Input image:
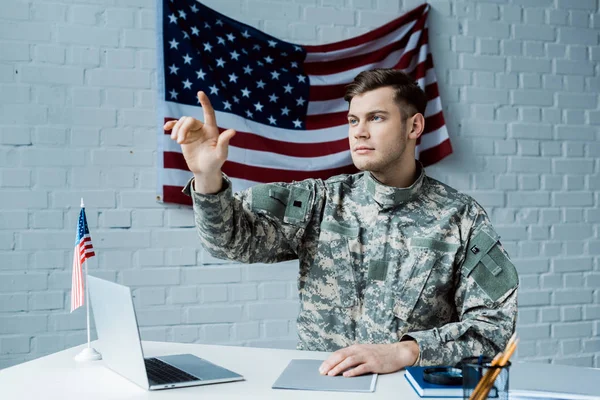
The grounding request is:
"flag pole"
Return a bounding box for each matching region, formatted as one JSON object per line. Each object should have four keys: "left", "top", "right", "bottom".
{"left": 74, "top": 198, "right": 102, "bottom": 362}
{"left": 83, "top": 197, "right": 91, "bottom": 349}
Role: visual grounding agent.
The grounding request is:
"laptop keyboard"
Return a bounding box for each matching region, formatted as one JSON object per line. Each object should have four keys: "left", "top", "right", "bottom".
{"left": 144, "top": 357, "right": 200, "bottom": 385}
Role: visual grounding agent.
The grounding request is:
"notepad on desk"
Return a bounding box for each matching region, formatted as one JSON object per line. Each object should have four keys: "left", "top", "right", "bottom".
{"left": 404, "top": 366, "right": 463, "bottom": 398}
{"left": 272, "top": 359, "right": 378, "bottom": 393}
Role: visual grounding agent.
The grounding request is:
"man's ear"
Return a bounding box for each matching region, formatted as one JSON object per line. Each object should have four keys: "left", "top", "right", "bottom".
{"left": 407, "top": 113, "right": 425, "bottom": 140}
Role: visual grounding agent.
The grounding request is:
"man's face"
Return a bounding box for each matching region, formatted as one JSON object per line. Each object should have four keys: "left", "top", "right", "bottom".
{"left": 347, "top": 86, "right": 411, "bottom": 174}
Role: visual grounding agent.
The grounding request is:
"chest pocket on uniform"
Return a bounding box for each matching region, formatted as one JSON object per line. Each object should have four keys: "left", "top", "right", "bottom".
{"left": 304, "top": 220, "right": 359, "bottom": 308}
{"left": 391, "top": 238, "right": 458, "bottom": 322}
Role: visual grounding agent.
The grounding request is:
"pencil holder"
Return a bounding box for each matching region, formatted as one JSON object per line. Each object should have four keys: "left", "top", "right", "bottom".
{"left": 461, "top": 356, "right": 511, "bottom": 400}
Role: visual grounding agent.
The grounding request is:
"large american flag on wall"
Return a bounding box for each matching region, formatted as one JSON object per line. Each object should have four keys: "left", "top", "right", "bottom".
{"left": 156, "top": 1, "right": 452, "bottom": 205}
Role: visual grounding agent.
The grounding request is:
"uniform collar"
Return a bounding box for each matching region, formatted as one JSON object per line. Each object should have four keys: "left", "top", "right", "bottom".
{"left": 365, "top": 161, "right": 426, "bottom": 207}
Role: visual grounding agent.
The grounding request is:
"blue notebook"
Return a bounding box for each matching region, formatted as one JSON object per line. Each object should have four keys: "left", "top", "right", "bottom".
{"left": 404, "top": 366, "right": 462, "bottom": 398}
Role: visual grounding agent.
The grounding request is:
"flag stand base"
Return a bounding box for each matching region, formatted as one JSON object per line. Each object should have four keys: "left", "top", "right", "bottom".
{"left": 74, "top": 347, "right": 102, "bottom": 362}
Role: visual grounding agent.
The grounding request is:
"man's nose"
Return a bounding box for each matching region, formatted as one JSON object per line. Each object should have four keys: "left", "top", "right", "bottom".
{"left": 352, "top": 122, "right": 369, "bottom": 139}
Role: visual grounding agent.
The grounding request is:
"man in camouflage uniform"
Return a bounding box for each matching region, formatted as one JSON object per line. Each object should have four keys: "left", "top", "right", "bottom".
{"left": 165, "top": 69, "right": 518, "bottom": 377}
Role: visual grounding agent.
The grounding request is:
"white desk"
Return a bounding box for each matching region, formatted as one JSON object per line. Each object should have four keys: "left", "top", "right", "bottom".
{"left": 0, "top": 341, "right": 427, "bottom": 399}
{"left": 3, "top": 341, "right": 599, "bottom": 399}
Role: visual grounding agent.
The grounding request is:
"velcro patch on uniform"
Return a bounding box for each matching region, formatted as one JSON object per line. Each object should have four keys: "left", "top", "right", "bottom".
{"left": 251, "top": 184, "right": 289, "bottom": 220}
{"left": 368, "top": 260, "right": 390, "bottom": 281}
{"left": 320, "top": 220, "right": 359, "bottom": 237}
{"left": 284, "top": 186, "right": 311, "bottom": 224}
{"left": 462, "top": 229, "right": 498, "bottom": 275}
{"left": 467, "top": 241, "right": 518, "bottom": 303}
{"left": 269, "top": 187, "right": 288, "bottom": 205}
{"left": 480, "top": 253, "right": 502, "bottom": 276}
{"left": 410, "top": 237, "right": 460, "bottom": 253}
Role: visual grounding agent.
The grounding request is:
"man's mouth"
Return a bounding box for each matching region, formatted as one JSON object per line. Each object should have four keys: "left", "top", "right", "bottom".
{"left": 354, "top": 146, "right": 374, "bottom": 154}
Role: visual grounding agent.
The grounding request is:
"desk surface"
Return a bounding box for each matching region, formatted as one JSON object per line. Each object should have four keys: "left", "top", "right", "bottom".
{"left": 0, "top": 341, "right": 427, "bottom": 400}
{"left": 2, "top": 341, "right": 599, "bottom": 399}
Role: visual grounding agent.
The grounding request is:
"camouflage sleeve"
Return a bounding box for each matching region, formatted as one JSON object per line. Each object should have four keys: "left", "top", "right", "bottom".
{"left": 402, "top": 204, "right": 519, "bottom": 367}
{"left": 182, "top": 174, "right": 321, "bottom": 264}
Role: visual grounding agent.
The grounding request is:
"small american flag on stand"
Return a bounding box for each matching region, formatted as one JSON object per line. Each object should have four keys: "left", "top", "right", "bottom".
{"left": 157, "top": 1, "right": 452, "bottom": 205}
{"left": 70, "top": 205, "right": 95, "bottom": 313}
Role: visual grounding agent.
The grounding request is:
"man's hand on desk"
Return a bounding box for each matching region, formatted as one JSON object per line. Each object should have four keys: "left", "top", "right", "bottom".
{"left": 318, "top": 341, "right": 420, "bottom": 377}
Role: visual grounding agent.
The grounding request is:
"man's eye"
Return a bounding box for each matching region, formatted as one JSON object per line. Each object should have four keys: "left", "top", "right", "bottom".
{"left": 348, "top": 119, "right": 357, "bottom": 125}
{"left": 371, "top": 115, "right": 382, "bottom": 121}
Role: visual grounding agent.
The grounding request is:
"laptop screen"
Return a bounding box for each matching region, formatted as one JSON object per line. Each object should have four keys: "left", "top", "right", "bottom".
{"left": 88, "top": 275, "right": 150, "bottom": 390}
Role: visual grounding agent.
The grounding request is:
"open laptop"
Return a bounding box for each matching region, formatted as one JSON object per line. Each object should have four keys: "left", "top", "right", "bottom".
{"left": 87, "top": 275, "right": 244, "bottom": 390}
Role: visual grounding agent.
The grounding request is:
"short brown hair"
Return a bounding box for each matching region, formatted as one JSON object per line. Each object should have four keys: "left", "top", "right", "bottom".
{"left": 344, "top": 68, "right": 427, "bottom": 119}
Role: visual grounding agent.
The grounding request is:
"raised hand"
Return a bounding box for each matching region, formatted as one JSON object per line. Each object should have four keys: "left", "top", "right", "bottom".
{"left": 164, "top": 91, "right": 236, "bottom": 193}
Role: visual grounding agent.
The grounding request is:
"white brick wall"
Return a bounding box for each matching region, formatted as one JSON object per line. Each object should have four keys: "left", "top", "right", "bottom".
{"left": 1, "top": 0, "right": 599, "bottom": 370}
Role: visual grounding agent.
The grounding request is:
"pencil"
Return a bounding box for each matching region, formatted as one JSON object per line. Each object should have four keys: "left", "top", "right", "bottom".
{"left": 468, "top": 334, "right": 518, "bottom": 400}
{"left": 476, "top": 339, "right": 518, "bottom": 400}
{"left": 469, "top": 336, "right": 513, "bottom": 400}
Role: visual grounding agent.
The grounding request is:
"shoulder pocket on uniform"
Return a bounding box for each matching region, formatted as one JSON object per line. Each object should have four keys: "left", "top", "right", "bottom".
{"left": 251, "top": 184, "right": 312, "bottom": 227}
{"left": 284, "top": 186, "right": 311, "bottom": 225}
{"left": 462, "top": 229, "right": 518, "bottom": 303}
{"left": 251, "top": 184, "right": 289, "bottom": 220}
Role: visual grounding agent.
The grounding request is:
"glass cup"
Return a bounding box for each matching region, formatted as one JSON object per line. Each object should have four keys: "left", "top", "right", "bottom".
{"left": 461, "top": 356, "right": 510, "bottom": 400}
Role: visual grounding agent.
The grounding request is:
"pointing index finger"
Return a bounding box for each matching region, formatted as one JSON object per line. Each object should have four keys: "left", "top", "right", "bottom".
{"left": 197, "top": 91, "right": 217, "bottom": 127}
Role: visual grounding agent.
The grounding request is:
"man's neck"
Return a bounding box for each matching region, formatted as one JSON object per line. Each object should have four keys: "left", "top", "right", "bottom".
{"left": 371, "top": 158, "right": 418, "bottom": 188}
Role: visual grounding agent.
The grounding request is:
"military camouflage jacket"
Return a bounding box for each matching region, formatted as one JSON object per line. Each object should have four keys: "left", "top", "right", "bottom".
{"left": 183, "top": 163, "right": 519, "bottom": 366}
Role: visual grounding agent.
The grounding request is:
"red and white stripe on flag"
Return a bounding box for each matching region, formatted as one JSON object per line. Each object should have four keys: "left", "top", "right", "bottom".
{"left": 71, "top": 209, "right": 95, "bottom": 312}
{"left": 157, "top": 3, "right": 452, "bottom": 205}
